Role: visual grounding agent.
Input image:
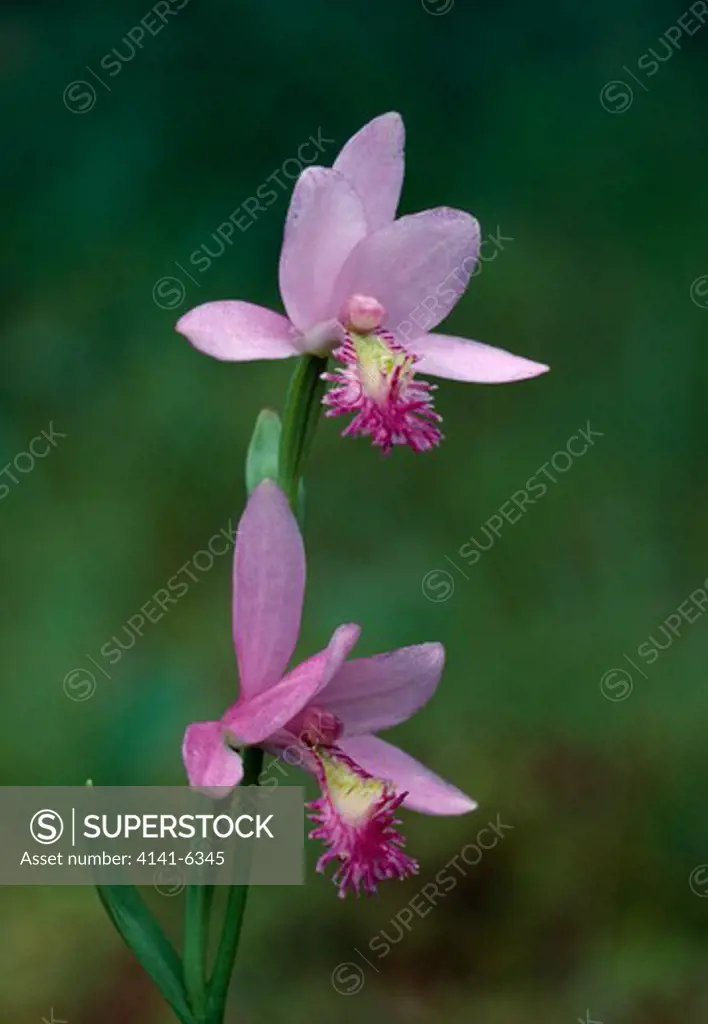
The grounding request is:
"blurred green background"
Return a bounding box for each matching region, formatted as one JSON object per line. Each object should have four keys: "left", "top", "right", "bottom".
{"left": 3, "top": 0, "right": 708, "bottom": 1020}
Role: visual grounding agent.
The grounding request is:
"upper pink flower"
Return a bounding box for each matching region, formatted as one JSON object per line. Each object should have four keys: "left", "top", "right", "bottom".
{"left": 177, "top": 113, "right": 548, "bottom": 453}
{"left": 182, "top": 480, "right": 476, "bottom": 896}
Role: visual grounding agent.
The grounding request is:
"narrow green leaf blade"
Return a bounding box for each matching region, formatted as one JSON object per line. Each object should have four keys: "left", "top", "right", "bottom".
{"left": 96, "top": 885, "right": 193, "bottom": 1024}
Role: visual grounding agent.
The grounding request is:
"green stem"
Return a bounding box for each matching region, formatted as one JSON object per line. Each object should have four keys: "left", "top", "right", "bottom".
{"left": 184, "top": 880, "right": 213, "bottom": 1020}
{"left": 206, "top": 747, "right": 264, "bottom": 1023}
{"left": 278, "top": 354, "right": 328, "bottom": 507}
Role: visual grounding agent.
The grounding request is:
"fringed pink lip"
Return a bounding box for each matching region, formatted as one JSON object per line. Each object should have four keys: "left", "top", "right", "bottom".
{"left": 322, "top": 327, "right": 443, "bottom": 455}
{"left": 307, "top": 746, "right": 419, "bottom": 898}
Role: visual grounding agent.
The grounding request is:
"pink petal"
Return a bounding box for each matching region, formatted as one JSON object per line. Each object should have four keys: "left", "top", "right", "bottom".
{"left": 176, "top": 301, "right": 299, "bottom": 361}
{"left": 279, "top": 168, "right": 368, "bottom": 332}
{"left": 224, "top": 623, "right": 361, "bottom": 745}
{"left": 312, "top": 622, "right": 362, "bottom": 694}
{"left": 182, "top": 721, "right": 243, "bottom": 797}
{"left": 410, "top": 333, "right": 550, "bottom": 382}
{"left": 333, "top": 112, "right": 405, "bottom": 231}
{"left": 331, "top": 208, "right": 480, "bottom": 336}
{"left": 320, "top": 642, "right": 444, "bottom": 735}
{"left": 233, "top": 480, "right": 305, "bottom": 699}
{"left": 338, "top": 735, "right": 477, "bottom": 816}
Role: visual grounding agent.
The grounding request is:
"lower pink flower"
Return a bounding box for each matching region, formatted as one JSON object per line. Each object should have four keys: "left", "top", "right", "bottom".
{"left": 182, "top": 480, "right": 477, "bottom": 897}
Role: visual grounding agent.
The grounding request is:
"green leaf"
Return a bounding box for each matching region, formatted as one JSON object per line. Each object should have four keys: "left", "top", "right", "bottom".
{"left": 96, "top": 885, "right": 194, "bottom": 1024}
{"left": 245, "top": 408, "right": 281, "bottom": 495}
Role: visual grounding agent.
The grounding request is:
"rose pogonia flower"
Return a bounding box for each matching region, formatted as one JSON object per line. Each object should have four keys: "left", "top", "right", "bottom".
{"left": 176, "top": 113, "right": 548, "bottom": 454}
{"left": 183, "top": 480, "right": 476, "bottom": 897}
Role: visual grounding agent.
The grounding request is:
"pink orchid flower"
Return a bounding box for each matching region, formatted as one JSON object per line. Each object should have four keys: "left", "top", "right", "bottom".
{"left": 183, "top": 480, "right": 476, "bottom": 897}
{"left": 176, "top": 112, "right": 548, "bottom": 454}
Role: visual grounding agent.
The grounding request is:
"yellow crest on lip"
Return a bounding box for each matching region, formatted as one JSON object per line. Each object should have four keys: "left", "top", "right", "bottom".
{"left": 352, "top": 333, "right": 413, "bottom": 400}
{"left": 318, "top": 749, "right": 386, "bottom": 826}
